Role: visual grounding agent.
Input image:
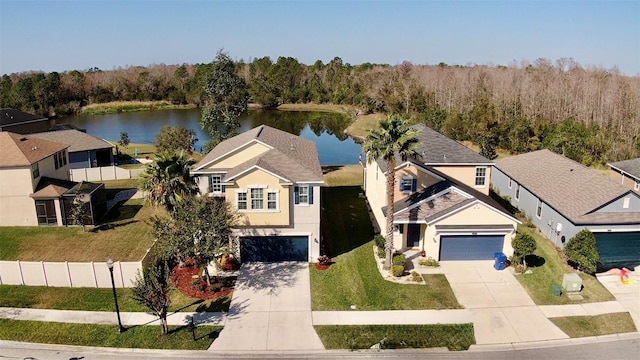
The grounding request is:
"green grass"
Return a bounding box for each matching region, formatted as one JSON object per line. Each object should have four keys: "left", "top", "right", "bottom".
{"left": 0, "top": 285, "right": 232, "bottom": 313}
{"left": 113, "top": 142, "right": 157, "bottom": 158}
{"left": 0, "top": 319, "right": 220, "bottom": 350}
{"left": 550, "top": 313, "right": 637, "bottom": 337}
{"left": 322, "top": 165, "right": 364, "bottom": 187}
{"left": 314, "top": 324, "right": 475, "bottom": 351}
{"left": 101, "top": 178, "right": 142, "bottom": 190}
{"left": 81, "top": 101, "right": 196, "bottom": 115}
{"left": 0, "top": 199, "right": 156, "bottom": 261}
{"left": 345, "top": 113, "right": 385, "bottom": 139}
{"left": 515, "top": 226, "right": 615, "bottom": 305}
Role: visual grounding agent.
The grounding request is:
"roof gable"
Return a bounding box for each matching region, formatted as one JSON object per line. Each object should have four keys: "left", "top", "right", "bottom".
{"left": 0, "top": 132, "right": 69, "bottom": 168}
{"left": 29, "top": 130, "right": 113, "bottom": 153}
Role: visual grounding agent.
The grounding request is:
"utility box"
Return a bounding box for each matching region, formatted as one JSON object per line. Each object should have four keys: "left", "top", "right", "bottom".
{"left": 562, "top": 273, "right": 583, "bottom": 293}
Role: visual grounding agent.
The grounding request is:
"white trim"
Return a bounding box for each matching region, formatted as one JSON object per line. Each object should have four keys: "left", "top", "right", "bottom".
{"left": 195, "top": 139, "right": 273, "bottom": 170}
{"left": 508, "top": 178, "right": 513, "bottom": 189}
{"left": 590, "top": 228, "right": 640, "bottom": 233}
{"left": 426, "top": 162, "right": 495, "bottom": 166}
{"left": 296, "top": 181, "right": 325, "bottom": 184}
{"left": 247, "top": 184, "right": 268, "bottom": 189}
{"left": 474, "top": 166, "right": 488, "bottom": 188}
{"left": 394, "top": 220, "right": 428, "bottom": 224}
{"left": 394, "top": 161, "right": 446, "bottom": 181}
{"left": 225, "top": 165, "right": 291, "bottom": 183}
{"left": 608, "top": 164, "right": 640, "bottom": 183}
{"left": 426, "top": 199, "right": 521, "bottom": 225}
{"left": 236, "top": 231, "right": 314, "bottom": 262}
{"left": 192, "top": 170, "right": 228, "bottom": 175}
{"left": 236, "top": 190, "right": 248, "bottom": 210}
{"left": 267, "top": 190, "right": 279, "bottom": 211}
{"left": 298, "top": 184, "right": 310, "bottom": 205}
{"left": 635, "top": 181, "right": 639, "bottom": 191}
{"left": 437, "top": 231, "right": 510, "bottom": 236}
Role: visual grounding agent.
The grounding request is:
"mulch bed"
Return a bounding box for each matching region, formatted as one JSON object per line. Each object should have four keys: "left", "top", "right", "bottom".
{"left": 171, "top": 264, "right": 234, "bottom": 300}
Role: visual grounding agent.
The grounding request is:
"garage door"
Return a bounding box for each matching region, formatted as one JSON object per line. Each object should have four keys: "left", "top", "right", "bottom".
{"left": 595, "top": 232, "right": 640, "bottom": 268}
{"left": 240, "top": 236, "right": 309, "bottom": 262}
{"left": 440, "top": 235, "right": 504, "bottom": 260}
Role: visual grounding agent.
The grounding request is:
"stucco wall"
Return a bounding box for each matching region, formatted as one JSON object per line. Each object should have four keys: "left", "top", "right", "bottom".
{"left": 432, "top": 165, "right": 491, "bottom": 195}
{"left": 365, "top": 161, "right": 388, "bottom": 234}
{"left": 393, "top": 165, "right": 441, "bottom": 202}
{"left": 209, "top": 142, "right": 270, "bottom": 169}
{"left": 227, "top": 168, "right": 291, "bottom": 226}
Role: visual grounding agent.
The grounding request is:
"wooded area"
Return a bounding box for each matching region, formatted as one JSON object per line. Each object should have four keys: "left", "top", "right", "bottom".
{"left": 1, "top": 56, "right": 638, "bottom": 164}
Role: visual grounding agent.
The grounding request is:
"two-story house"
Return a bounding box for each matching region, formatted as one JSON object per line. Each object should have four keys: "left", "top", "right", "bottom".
{"left": 0, "top": 132, "right": 107, "bottom": 227}
{"left": 364, "top": 124, "right": 519, "bottom": 261}
{"left": 492, "top": 149, "right": 640, "bottom": 269}
{"left": 192, "top": 125, "right": 323, "bottom": 262}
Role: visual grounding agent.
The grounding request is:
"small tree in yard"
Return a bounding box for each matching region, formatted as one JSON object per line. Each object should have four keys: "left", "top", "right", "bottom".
{"left": 131, "top": 261, "right": 172, "bottom": 335}
{"left": 564, "top": 229, "right": 600, "bottom": 274}
{"left": 511, "top": 233, "right": 536, "bottom": 267}
{"left": 119, "top": 132, "right": 130, "bottom": 149}
{"left": 69, "top": 194, "right": 91, "bottom": 232}
{"left": 155, "top": 125, "right": 198, "bottom": 154}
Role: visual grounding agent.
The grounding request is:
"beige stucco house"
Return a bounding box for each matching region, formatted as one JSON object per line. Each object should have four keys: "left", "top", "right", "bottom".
{"left": 364, "top": 124, "right": 519, "bottom": 260}
{"left": 0, "top": 132, "right": 107, "bottom": 227}
{"left": 192, "top": 125, "right": 323, "bottom": 262}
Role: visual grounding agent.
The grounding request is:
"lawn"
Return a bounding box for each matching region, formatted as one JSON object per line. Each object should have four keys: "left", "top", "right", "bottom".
{"left": 0, "top": 198, "right": 156, "bottom": 261}
{"left": 515, "top": 226, "right": 615, "bottom": 305}
{"left": 0, "top": 319, "right": 219, "bottom": 350}
{"left": 345, "top": 113, "right": 385, "bottom": 140}
{"left": 314, "top": 324, "right": 475, "bottom": 351}
{"left": 0, "top": 285, "right": 231, "bottom": 313}
{"left": 550, "top": 313, "right": 637, "bottom": 337}
{"left": 322, "top": 165, "right": 363, "bottom": 187}
{"left": 112, "top": 142, "right": 157, "bottom": 158}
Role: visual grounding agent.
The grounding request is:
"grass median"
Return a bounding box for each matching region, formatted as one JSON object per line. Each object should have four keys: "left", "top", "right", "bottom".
{"left": 314, "top": 324, "right": 475, "bottom": 350}
{"left": 549, "top": 312, "right": 637, "bottom": 337}
{"left": 0, "top": 319, "right": 220, "bottom": 350}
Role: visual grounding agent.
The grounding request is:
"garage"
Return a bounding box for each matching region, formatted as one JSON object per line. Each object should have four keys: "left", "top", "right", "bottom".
{"left": 240, "top": 236, "right": 309, "bottom": 262}
{"left": 594, "top": 232, "right": 640, "bottom": 268}
{"left": 439, "top": 235, "right": 504, "bottom": 260}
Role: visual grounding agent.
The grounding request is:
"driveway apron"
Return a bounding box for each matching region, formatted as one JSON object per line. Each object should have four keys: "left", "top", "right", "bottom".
{"left": 209, "top": 262, "right": 324, "bottom": 351}
{"left": 597, "top": 270, "right": 640, "bottom": 330}
{"left": 439, "top": 261, "right": 569, "bottom": 345}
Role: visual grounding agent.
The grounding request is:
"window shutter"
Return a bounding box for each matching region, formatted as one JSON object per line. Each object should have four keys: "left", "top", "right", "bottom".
{"left": 222, "top": 185, "right": 226, "bottom": 193}
{"left": 399, "top": 180, "right": 403, "bottom": 191}
{"left": 309, "top": 186, "right": 314, "bottom": 204}
{"left": 294, "top": 186, "right": 300, "bottom": 204}
{"left": 411, "top": 178, "right": 417, "bottom": 192}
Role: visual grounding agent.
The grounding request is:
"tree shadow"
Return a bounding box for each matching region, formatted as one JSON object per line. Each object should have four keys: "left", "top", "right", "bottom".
{"left": 489, "top": 189, "right": 518, "bottom": 216}
{"left": 321, "top": 186, "right": 375, "bottom": 258}
{"left": 92, "top": 219, "right": 139, "bottom": 232}
{"left": 102, "top": 204, "right": 143, "bottom": 222}
{"left": 524, "top": 254, "right": 546, "bottom": 268}
{"left": 322, "top": 165, "right": 344, "bottom": 175}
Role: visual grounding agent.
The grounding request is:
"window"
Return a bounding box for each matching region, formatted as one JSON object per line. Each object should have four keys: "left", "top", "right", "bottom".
{"left": 536, "top": 199, "right": 543, "bottom": 218}
{"left": 251, "top": 188, "right": 263, "bottom": 209}
{"left": 400, "top": 176, "right": 416, "bottom": 193}
{"left": 508, "top": 178, "right": 513, "bottom": 189}
{"left": 57, "top": 151, "right": 63, "bottom": 169}
{"left": 475, "top": 167, "right": 487, "bottom": 187}
{"left": 62, "top": 150, "right": 67, "bottom": 165}
{"left": 31, "top": 163, "right": 39, "bottom": 179}
{"left": 298, "top": 185, "right": 309, "bottom": 204}
{"left": 623, "top": 197, "right": 630, "bottom": 209}
{"left": 267, "top": 191, "right": 278, "bottom": 210}
{"left": 237, "top": 191, "right": 247, "bottom": 210}
{"left": 635, "top": 181, "right": 639, "bottom": 192}
{"left": 208, "top": 174, "right": 224, "bottom": 194}
{"left": 515, "top": 184, "right": 520, "bottom": 201}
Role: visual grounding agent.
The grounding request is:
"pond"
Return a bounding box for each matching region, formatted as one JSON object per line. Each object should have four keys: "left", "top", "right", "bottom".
{"left": 60, "top": 109, "right": 363, "bottom": 165}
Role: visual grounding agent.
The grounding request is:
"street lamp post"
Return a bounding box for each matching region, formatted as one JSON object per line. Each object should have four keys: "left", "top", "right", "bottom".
{"left": 106, "top": 258, "right": 125, "bottom": 332}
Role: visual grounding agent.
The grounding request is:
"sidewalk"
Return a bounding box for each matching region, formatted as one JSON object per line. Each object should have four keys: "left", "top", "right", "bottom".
{"left": 0, "top": 307, "right": 226, "bottom": 326}
{"left": 313, "top": 309, "right": 472, "bottom": 325}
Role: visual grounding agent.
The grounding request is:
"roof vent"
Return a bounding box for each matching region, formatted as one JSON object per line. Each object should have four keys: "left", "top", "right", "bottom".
{"left": 20, "top": 137, "right": 28, "bottom": 141}
{"left": 31, "top": 146, "right": 38, "bottom": 151}
{"left": 443, "top": 154, "right": 447, "bottom": 161}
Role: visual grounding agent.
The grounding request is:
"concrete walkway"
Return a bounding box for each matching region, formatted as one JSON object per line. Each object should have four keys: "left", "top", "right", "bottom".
{"left": 209, "top": 262, "right": 324, "bottom": 352}
{"left": 313, "top": 309, "right": 473, "bottom": 325}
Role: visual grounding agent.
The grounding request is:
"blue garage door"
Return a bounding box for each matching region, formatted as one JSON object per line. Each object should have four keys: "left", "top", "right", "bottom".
{"left": 440, "top": 235, "right": 504, "bottom": 260}
{"left": 240, "top": 236, "right": 309, "bottom": 262}
{"left": 595, "top": 232, "right": 640, "bottom": 269}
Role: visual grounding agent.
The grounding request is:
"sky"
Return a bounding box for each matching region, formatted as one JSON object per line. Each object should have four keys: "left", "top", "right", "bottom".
{"left": 1, "top": 0, "right": 638, "bottom": 75}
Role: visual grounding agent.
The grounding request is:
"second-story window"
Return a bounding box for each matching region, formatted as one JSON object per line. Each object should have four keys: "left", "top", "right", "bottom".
{"left": 298, "top": 185, "right": 309, "bottom": 204}
{"left": 475, "top": 166, "right": 487, "bottom": 187}
{"left": 237, "top": 191, "right": 247, "bottom": 210}
{"left": 54, "top": 153, "right": 59, "bottom": 170}
{"left": 208, "top": 174, "right": 224, "bottom": 194}
{"left": 251, "top": 188, "right": 264, "bottom": 209}
{"left": 267, "top": 191, "right": 278, "bottom": 210}
{"left": 400, "top": 176, "right": 416, "bottom": 193}
{"left": 31, "top": 163, "right": 39, "bottom": 179}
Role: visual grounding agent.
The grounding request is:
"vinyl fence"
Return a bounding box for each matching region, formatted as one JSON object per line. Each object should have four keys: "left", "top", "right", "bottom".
{"left": 0, "top": 260, "right": 141, "bottom": 288}
{"left": 70, "top": 166, "right": 144, "bottom": 182}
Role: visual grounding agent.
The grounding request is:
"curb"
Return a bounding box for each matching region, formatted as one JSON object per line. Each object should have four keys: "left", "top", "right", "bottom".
{"left": 469, "top": 331, "right": 640, "bottom": 352}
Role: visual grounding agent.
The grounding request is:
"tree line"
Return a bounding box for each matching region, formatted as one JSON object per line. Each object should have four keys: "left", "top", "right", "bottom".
{"left": 1, "top": 56, "right": 638, "bottom": 164}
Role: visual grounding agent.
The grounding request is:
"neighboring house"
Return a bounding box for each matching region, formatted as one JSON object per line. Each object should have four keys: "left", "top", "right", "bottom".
{"left": 30, "top": 129, "right": 115, "bottom": 169}
{"left": 0, "top": 108, "right": 53, "bottom": 134}
{"left": 364, "top": 124, "right": 520, "bottom": 261}
{"left": 492, "top": 149, "right": 640, "bottom": 268}
{"left": 608, "top": 158, "right": 640, "bottom": 194}
{"left": 0, "top": 132, "right": 107, "bottom": 227}
{"left": 192, "top": 125, "right": 323, "bottom": 262}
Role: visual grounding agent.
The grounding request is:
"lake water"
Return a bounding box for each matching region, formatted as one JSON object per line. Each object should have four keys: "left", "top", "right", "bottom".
{"left": 61, "top": 109, "right": 363, "bottom": 165}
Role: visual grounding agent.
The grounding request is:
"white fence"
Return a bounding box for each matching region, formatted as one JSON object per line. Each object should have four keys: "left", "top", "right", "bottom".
{"left": 0, "top": 260, "right": 141, "bottom": 288}
{"left": 70, "top": 166, "right": 144, "bottom": 182}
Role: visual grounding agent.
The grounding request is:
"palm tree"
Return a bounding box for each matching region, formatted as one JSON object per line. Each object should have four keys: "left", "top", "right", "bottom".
{"left": 363, "top": 115, "right": 420, "bottom": 269}
{"left": 140, "top": 150, "right": 198, "bottom": 212}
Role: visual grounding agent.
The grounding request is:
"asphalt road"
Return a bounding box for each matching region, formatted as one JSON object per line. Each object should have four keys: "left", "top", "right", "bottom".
{"left": 1, "top": 337, "right": 639, "bottom": 360}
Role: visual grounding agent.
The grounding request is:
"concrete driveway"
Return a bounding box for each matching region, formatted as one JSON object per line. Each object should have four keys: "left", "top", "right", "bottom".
{"left": 437, "top": 260, "right": 569, "bottom": 345}
{"left": 597, "top": 268, "right": 640, "bottom": 330}
{"left": 209, "top": 262, "right": 324, "bottom": 352}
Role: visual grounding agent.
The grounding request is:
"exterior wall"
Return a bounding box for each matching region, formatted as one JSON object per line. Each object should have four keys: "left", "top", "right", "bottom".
{"left": 433, "top": 165, "right": 491, "bottom": 195}
{"left": 0, "top": 167, "right": 37, "bottom": 226}
{"left": 393, "top": 165, "right": 441, "bottom": 202}
{"left": 595, "top": 192, "right": 640, "bottom": 213}
{"left": 610, "top": 169, "right": 640, "bottom": 194}
{"left": 33, "top": 154, "right": 70, "bottom": 189}
{"left": 226, "top": 168, "right": 291, "bottom": 226}
{"left": 209, "top": 142, "right": 270, "bottom": 169}
{"left": 364, "top": 161, "right": 388, "bottom": 234}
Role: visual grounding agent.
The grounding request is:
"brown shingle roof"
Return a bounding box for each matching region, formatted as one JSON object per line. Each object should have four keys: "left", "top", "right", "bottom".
{"left": 0, "top": 132, "right": 69, "bottom": 168}
{"left": 495, "top": 149, "right": 632, "bottom": 223}
{"left": 195, "top": 125, "right": 323, "bottom": 182}
{"left": 30, "top": 177, "right": 77, "bottom": 198}
{"left": 29, "top": 130, "right": 113, "bottom": 153}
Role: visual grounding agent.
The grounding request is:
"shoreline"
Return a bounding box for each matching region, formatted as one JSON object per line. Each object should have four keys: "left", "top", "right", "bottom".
{"left": 80, "top": 101, "right": 196, "bottom": 115}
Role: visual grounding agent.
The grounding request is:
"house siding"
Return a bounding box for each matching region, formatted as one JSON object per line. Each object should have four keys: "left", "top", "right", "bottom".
{"left": 433, "top": 165, "right": 492, "bottom": 195}
{"left": 0, "top": 167, "right": 38, "bottom": 226}
{"left": 595, "top": 193, "right": 640, "bottom": 213}
{"left": 211, "top": 142, "right": 271, "bottom": 169}
{"left": 393, "top": 165, "right": 441, "bottom": 202}
{"left": 226, "top": 168, "right": 291, "bottom": 226}
{"left": 610, "top": 169, "right": 640, "bottom": 194}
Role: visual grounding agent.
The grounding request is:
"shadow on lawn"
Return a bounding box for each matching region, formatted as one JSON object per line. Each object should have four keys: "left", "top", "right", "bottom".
{"left": 321, "top": 186, "right": 375, "bottom": 258}
{"left": 102, "top": 204, "right": 143, "bottom": 222}
{"left": 322, "top": 165, "right": 345, "bottom": 175}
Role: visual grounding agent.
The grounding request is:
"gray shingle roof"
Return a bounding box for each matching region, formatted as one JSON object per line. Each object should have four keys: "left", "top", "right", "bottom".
{"left": 0, "top": 108, "right": 47, "bottom": 127}
{"left": 377, "top": 124, "right": 491, "bottom": 172}
{"left": 194, "top": 125, "right": 323, "bottom": 182}
{"left": 609, "top": 158, "right": 640, "bottom": 181}
{"left": 29, "top": 130, "right": 114, "bottom": 153}
{"left": 495, "top": 149, "right": 636, "bottom": 224}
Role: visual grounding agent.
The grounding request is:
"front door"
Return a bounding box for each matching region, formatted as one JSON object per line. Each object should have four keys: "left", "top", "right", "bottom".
{"left": 407, "top": 224, "right": 421, "bottom": 248}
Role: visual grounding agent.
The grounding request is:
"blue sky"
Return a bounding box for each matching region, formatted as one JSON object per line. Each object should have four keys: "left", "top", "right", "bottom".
{"left": 1, "top": 0, "right": 638, "bottom": 75}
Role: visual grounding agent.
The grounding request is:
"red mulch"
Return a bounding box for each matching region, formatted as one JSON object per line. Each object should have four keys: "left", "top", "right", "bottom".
{"left": 170, "top": 264, "right": 234, "bottom": 300}
{"left": 315, "top": 263, "right": 331, "bottom": 271}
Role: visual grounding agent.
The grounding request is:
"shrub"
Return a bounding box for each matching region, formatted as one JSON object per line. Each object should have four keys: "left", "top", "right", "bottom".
{"left": 374, "top": 234, "right": 386, "bottom": 250}
{"left": 390, "top": 265, "right": 405, "bottom": 277}
{"left": 392, "top": 253, "right": 407, "bottom": 266}
{"left": 411, "top": 271, "right": 423, "bottom": 282}
{"left": 512, "top": 233, "right": 537, "bottom": 265}
{"left": 377, "top": 247, "right": 386, "bottom": 259}
{"left": 564, "top": 230, "right": 600, "bottom": 274}
{"left": 419, "top": 257, "right": 440, "bottom": 267}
